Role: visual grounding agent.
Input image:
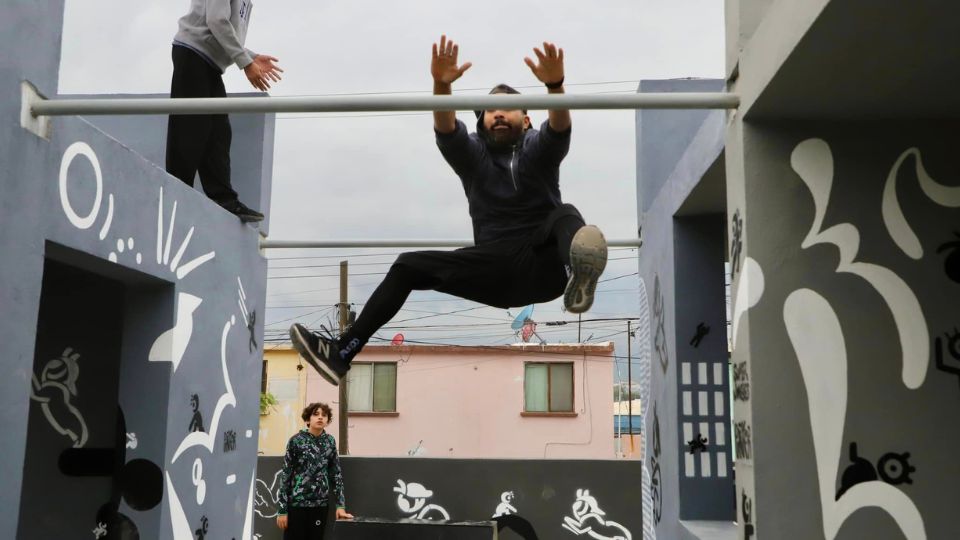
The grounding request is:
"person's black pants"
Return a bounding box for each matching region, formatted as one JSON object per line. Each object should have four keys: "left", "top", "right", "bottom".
{"left": 340, "top": 205, "right": 585, "bottom": 355}
{"left": 165, "top": 45, "right": 239, "bottom": 206}
{"left": 284, "top": 506, "right": 329, "bottom": 540}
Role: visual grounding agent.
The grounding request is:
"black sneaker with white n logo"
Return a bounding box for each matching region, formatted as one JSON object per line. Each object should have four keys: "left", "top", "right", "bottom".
{"left": 289, "top": 323, "right": 350, "bottom": 385}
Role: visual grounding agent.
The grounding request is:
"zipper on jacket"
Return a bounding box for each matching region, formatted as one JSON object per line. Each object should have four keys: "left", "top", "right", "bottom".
{"left": 509, "top": 146, "right": 518, "bottom": 191}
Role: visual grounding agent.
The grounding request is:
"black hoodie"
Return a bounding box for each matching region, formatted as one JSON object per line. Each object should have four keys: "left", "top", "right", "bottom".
{"left": 435, "top": 119, "right": 571, "bottom": 245}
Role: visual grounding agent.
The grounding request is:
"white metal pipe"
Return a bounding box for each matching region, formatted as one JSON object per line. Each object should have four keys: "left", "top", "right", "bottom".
{"left": 31, "top": 93, "right": 738, "bottom": 116}
{"left": 260, "top": 238, "right": 643, "bottom": 249}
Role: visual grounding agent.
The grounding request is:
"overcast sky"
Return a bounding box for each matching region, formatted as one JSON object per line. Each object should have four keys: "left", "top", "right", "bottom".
{"left": 58, "top": 0, "right": 725, "bottom": 384}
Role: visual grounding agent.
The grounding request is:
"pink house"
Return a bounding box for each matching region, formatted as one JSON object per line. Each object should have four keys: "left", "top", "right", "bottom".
{"left": 260, "top": 343, "right": 616, "bottom": 459}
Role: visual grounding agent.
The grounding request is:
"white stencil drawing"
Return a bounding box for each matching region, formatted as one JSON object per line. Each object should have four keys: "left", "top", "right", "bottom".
{"left": 165, "top": 471, "right": 194, "bottom": 540}
{"left": 156, "top": 186, "right": 216, "bottom": 280}
{"left": 242, "top": 472, "right": 256, "bottom": 540}
{"left": 791, "top": 139, "right": 929, "bottom": 389}
{"left": 192, "top": 457, "right": 206, "bottom": 505}
{"left": 561, "top": 489, "right": 631, "bottom": 540}
{"left": 58, "top": 142, "right": 141, "bottom": 265}
{"left": 394, "top": 479, "right": 450, "bottom": 520}
{"left": 254, "top": 470, "right": 283, "bottom": 518}
{"left": 170, "top": 316, "right": 238, "bottom": 463}
{"left": 882, "top": 148, "right": 960, "bottom": 259}
{"left": 92, "top": 522, "right": 107, "bottom": 539}
{"left": 784, "top": 289, "right": 926, "bottom": 539}
{"left": 30, "top": 347, "right": 88, "bottom": 447}
{"left": 148, "top": 292, "right": 202, "bottom": 372}
{"left": 731, "top": 257, "right": 765, "bottom": 350}
{"left": 493, "top": 491, "right": 517, "bottom": 517}
{"left": 126, "top": 432, "right": 138, "bottom": 450}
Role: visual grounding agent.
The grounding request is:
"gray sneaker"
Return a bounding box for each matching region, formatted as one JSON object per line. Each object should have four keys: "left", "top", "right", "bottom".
{"left": 564, "top": 225, "right": 607, "bottom": 314}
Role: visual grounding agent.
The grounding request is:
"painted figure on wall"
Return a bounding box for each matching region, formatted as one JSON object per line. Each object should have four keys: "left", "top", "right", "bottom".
{"left": 561, "top": 489, "right": 632, "bottom": 540}
{"left": 30, "top": 347, "right": 89, "bottom": 448}
{"left": 188, "top": 394, "right": 205, "bottom": 433}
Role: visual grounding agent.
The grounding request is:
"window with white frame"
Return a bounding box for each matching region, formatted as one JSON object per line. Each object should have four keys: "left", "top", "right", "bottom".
{"left": 524, "top": 362, "right": 574, "bottom": 413}
{"left": 347, "top": 362, "right": 397, "bottom": 412}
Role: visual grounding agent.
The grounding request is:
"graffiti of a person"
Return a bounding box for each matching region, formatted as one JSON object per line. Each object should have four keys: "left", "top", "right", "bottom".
{"left": 393, "top": 479, "right": 450, "bottom": 520}
{"left": 561, "top": 489, "right": 631, "bottom": 540}
{"left": 30, "top": 347, "right": 88, "bottom": 447}
{"left": 188, "top": 394, "right": 205, "bottom": 433}
{"left": 493, "top": 491, "right": 517, "bottom": 517}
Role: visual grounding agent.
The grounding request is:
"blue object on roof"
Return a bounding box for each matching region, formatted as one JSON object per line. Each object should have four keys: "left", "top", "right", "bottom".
{"left": 614, "top": 415, "right": 643, "bottom": 434}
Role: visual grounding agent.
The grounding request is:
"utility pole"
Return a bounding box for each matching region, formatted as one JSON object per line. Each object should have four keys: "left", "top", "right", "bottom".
{"left": 627, "top": 320, "right": 633, "bottom": 455}
{"left": 338, "top": 260, "right": 349, "bottom": 455}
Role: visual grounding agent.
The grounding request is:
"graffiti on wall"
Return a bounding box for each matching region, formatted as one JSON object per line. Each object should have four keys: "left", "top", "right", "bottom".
{"left": 561, "top": 489, "right": 631, "bottom": 540}
{"left": 394, "top": 479, "right": 450, "bottom": 520}
{"left": 732, "top": 362, "right": 750, "bottom": 401}
{"left": 734, "top": 421, "right": 752, "bottom": 461}
{"left": 652, "top": 275, "right": 669, "bottom": 374}
{"left": 29, "top": 347, "right": 89, "bottom": 448}
{"left": 938, "top": 233, "right": 960, "bottom": 283}
{"left": 54, "top": 141, "right": 263, "bottom": 538}
{"left": 689, "top": 323, "right": 710, "bottom": 348}
{"left": 649, "top": 406, "right": 663, "bottom": 525}
{"left": 493, "top": 491, "right": 517, "bottom": 517}
{"left": 837, "top": 442, "right": 916, "bottom": 498}
{"left": 254, "top": 470, "right": 283, "bottom": 519}
{"left": 58, "top": 142, "right": 144, "bottom": 266}
{"left": 786, "top": 139, "right": 948, "bottom": 539}
{"left": 686, "top": 434, "right": 708, "bottom": 455}
{"left": 741, "top": 490, "right": 754, "bottom": 540}
{"left": 935, "top": 333, "right": 960, "bottom": 390}
{"left": 730, "top": 209, "right": 743, "bottom": 277}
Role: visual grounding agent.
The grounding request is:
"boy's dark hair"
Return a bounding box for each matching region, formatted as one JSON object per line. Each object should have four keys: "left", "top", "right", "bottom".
{"left": 302, "top": 402, "right": 334, "bottom": 424}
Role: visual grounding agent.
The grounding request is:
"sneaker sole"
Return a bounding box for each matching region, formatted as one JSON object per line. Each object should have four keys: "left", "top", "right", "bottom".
{"left": 238, "top": 214, "right": 265, "bottom": 223}
{"left": 564, "top": 225, "right": 608, "bottom": 314}
{"left": 289, "top": 325, "right": 341, "bottom": 386}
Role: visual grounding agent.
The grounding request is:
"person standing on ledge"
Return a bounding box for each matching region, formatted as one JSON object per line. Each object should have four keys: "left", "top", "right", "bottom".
{"left": 166, "top": 0, "right": 282, "bottom": 222}
{"left": 277, "top": 402, "right": 353, "bottom": 539}
{"left": 290, "top": 35, "right": 608, "bottom": 385}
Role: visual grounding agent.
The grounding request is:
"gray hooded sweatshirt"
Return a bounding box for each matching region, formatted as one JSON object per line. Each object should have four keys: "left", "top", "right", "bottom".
{"left": 173, "top": 0, "right": 255, "bottom": 72}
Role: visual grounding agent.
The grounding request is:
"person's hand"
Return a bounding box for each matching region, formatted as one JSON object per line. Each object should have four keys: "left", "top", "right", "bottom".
{"left": 244, "top": 54, "right": 284, "bottom": 92}
{"left": 336, "top": 508, "right": 354, "bottom": 520}
{"left": 431, "top": 35, "right": 472, "bottom": 85}
{"left": 276, "top": 515, "right": 288, "bottom": 530}
{"left": 524, "top": 42, "right": 564, "bottom": 86}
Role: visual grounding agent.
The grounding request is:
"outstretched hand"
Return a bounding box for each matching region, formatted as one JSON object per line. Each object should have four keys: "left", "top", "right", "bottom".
{"left": 245, "top": 54, "right": 284, "bottom": 92}
{"left": 431, "top": 35, "right": 472, "bottom": 85}
{"left": 524, "top": 42, "right": 564, "bottom": 86}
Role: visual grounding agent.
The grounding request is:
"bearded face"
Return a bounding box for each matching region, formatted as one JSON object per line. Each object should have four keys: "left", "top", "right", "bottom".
{"left": 482, "top": 108, "right": 530, "bottom": 147}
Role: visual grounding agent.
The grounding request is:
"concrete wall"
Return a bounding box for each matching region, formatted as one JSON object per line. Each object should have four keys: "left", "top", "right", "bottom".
{"left": 635, "top": 79, "right": 733, "bottom": 540}
{"left": 725, "top": 120, "right": 960, "bottom": 539}
{"left": 1, "top": 2, "right": 273, "bottom": 537}
{"left": 253, "top": 456, "right": 643, "bottom": 540}
{"left": 263, "top": 344, "right": 616, "bottom": 459}
{"left": 722, "top": 1, "right": 960, "bottom": 539}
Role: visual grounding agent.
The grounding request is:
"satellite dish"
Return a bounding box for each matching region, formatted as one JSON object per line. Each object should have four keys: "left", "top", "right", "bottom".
{"left": 391, "top": 333, "right": 405, "bottom": 346}
{"left": 511, "top": 305, "right": 535, "bottom": 331}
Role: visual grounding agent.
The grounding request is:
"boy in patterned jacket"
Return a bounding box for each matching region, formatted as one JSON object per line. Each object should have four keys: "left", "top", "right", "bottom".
{"left": 276, "top": 403, "right": 353, "bottom": 539}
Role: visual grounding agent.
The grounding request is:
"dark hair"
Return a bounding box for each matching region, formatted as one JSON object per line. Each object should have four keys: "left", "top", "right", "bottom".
{"left": 302, "top": 402, "right": 334, "bottom": 424}
{"left": 474, "top": 83, "right": 527, "bottom": 124}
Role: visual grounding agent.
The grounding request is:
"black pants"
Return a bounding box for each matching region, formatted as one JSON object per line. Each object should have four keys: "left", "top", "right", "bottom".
{"left": 284, "top": 506, "right": 329, "bottom": 540}
{"left": 340, "top": 205, "right": 585, "bottom": 355}
{"left": 165, "top": 45, "right": 239, "bottom": 205}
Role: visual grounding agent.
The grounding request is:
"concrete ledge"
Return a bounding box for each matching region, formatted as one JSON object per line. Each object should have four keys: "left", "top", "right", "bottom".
{"left": 333, "top": 517, "right": 496, "bottom": 539}
{"left": 680, "top": 520, "right": 737, "bottom": 540}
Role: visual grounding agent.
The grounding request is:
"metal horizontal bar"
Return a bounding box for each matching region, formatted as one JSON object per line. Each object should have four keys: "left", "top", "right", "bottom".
{"left": 260, "top": 238, "right": 643, "bottom": 249}
{"left": 31, "top": 92, "right": 738, "bottom": 117}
